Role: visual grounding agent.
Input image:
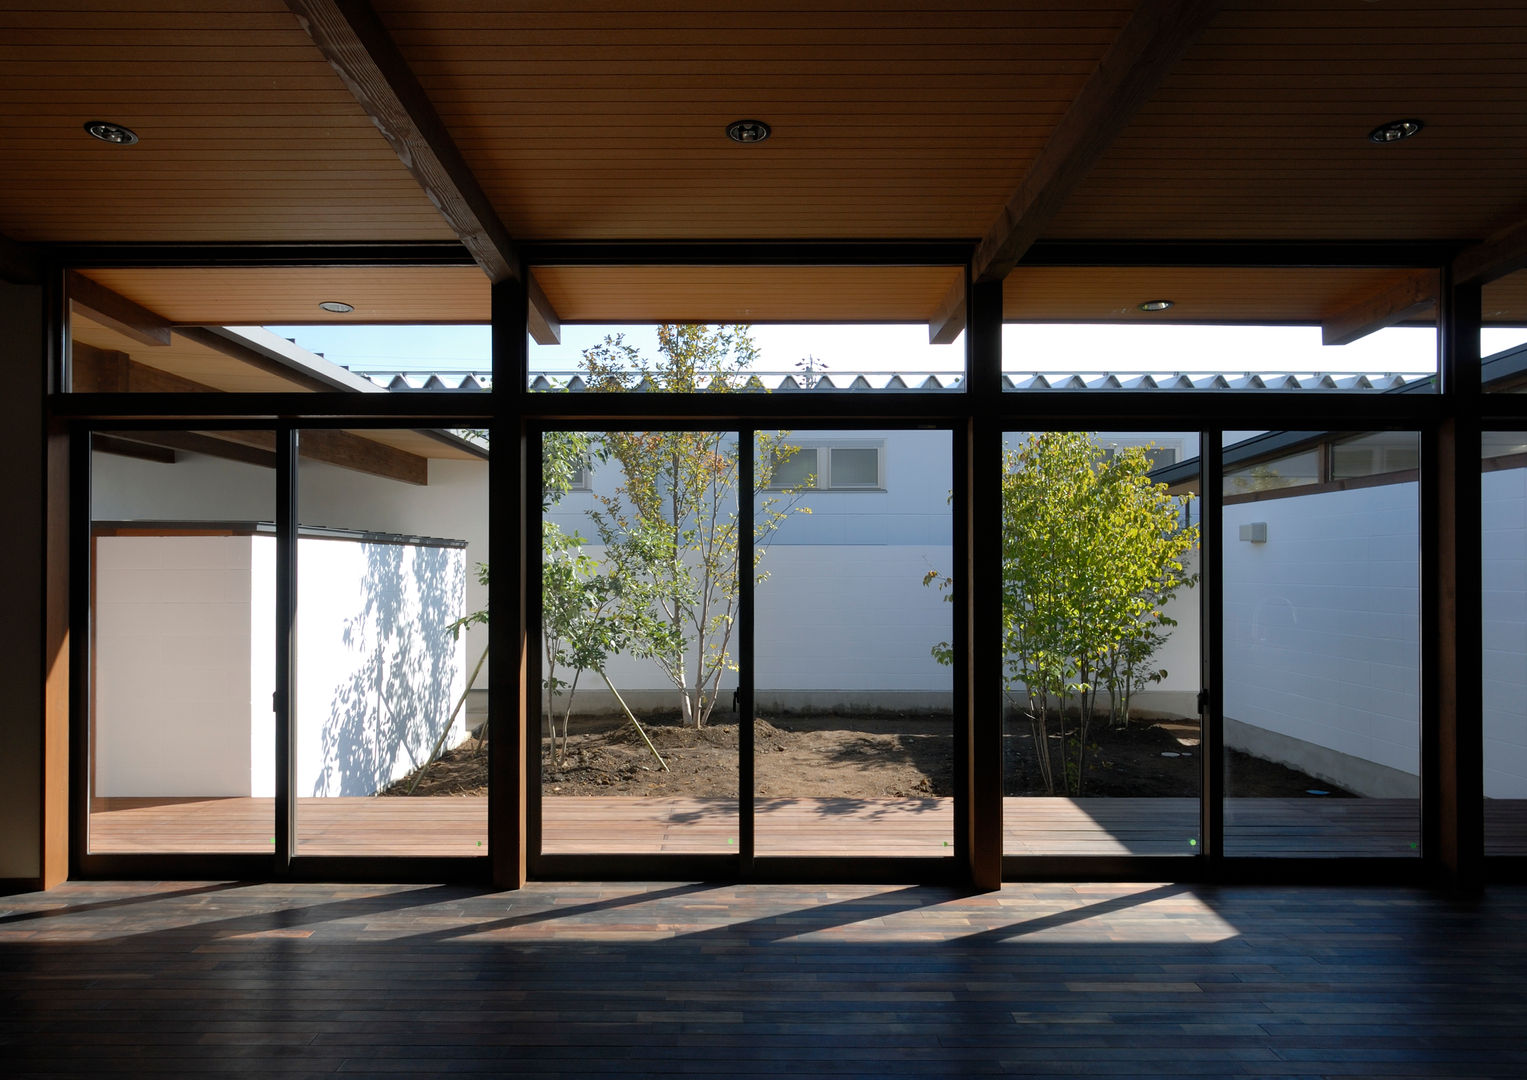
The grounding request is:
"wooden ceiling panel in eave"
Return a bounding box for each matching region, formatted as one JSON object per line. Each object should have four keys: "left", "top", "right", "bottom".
{"left": 76, "top": 267, "right": 489, "bottom": 326}
{"left": 376, "top": 1, "right": 1132, "bottom": 241}
{"left": 71, "top": 314, "right": 316, "bottom": 394}
{"left": 0, "top": 2, "right": 452, "bottom": 245}
{"left": 1483, "top": 270, "right": 1527, "bottom": 327}
{"left": 531, "top": 265, "right": 963, "bottom": 324}
{"left": 1046, "top": 1, "right": 1527, "bottom": 244}
{"left": 1004, "top": 266, "right": 1439, "bottom": 326}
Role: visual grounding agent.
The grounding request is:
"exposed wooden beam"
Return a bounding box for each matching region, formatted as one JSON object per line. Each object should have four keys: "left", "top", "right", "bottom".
{"left": 972, "top": 0, "right": 1224, "bottom": 284}
{"left": 1, "top": 231, "right": 40, "bottom": 284}
{"left": 74, "top": 342, "right": 429, "bottom": 484}
{"left": 301, "top": 429, "right": 430, "bottom": 486}
{"left": 527, "top": 272, "right": 560, "bottom": 346}
{"left": 217, "top": 428, "right": 429, "bottom": 486}
{"left": 928, "top": 276, "right": 967, "bottom": 346}
{"left": 1321, "top": 269, "right": 1440, "bottom": 346}
{"left": 92, "top": 434, "right": 179, "bottom": 465}
{"left": 1453, "top": 217, "right": 1527, "bottom": 287}
{"left": 284, "top": 0, "right": 561, "bottom": 343}
{"left": 67, "top": 272, "right": 172, "bottom": 347}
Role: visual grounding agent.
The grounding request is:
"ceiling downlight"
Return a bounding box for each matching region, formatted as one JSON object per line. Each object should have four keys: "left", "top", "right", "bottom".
{"left": 83, "top": 120, "right": 138, "bottom": 145}
{"left": 726, "top": 119, "right": 771, "bottom": 144}
{"left": 1368, "top": 119, "right": 1423, "bottom": 143}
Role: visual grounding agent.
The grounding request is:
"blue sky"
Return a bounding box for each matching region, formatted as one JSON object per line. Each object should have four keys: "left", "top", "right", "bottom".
{"left": 265, "top": 321, "right": 1526, "bottom": 379}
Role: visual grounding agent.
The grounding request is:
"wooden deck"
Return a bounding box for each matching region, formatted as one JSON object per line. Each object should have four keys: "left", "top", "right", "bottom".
{"left": 84, "top": 794, "right": 1514, "bottom": 858}
{"left": 5, "top": 878, "right": 1527, "bottom": 1078}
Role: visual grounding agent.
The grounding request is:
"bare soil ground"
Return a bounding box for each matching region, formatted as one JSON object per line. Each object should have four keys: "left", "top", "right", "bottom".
{"left": 386, "top": 712, "right": 1351, "bottom": 799}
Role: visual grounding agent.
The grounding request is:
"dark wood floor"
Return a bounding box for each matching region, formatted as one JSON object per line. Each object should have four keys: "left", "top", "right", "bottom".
{"left": 3, "top": 879, "right": 1526, "bottom": 1078}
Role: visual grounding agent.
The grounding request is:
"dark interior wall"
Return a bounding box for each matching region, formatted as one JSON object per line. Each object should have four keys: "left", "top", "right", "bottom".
{"left": 0, "top": 280, "right": 46, "bottom": 884}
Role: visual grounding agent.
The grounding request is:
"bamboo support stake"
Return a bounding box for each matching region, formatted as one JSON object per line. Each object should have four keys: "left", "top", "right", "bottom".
{"left": 407, "top": 643, "right": 490, "bottom": 795}
{"left": 600, "top": 671, "right": 670, "bottom": 772}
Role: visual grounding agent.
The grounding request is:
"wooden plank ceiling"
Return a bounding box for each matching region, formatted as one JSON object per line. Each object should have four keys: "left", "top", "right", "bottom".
{"left": 4, "top": 2, "right": 1527, "bottom": 327}
{"left": 1049, "top": 0, "right": 1527, "bottom": 244}
{"left": 78, "top": 266, "right": 490, "bottom": 325}
{"left": 0, "top": 1, "right": 453, "bottom": 244}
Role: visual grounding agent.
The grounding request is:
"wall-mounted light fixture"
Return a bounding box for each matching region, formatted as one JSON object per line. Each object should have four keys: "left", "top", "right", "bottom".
{"left": 1239, "top": 522, "right": 1268, "bottom": 543}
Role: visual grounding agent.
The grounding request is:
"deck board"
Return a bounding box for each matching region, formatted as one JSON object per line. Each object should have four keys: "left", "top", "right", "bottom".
{"left": 84, "top": 794, "right": 1527, "bottom": 858}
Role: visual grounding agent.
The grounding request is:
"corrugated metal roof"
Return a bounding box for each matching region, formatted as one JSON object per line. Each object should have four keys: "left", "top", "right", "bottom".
{"left": 353, "top": 369, "right": 1441, "bottom": 393}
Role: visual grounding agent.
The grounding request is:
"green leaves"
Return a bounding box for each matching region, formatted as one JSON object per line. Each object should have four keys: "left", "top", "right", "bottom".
{"left": 577, "top": 325, "right": 806, "bottom": 728}
{"left": 924, "top": 432, "right": 1198, "bottom": 795}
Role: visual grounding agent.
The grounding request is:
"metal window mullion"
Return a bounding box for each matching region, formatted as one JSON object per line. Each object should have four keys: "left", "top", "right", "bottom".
{"left": 69, "top": 426, "right": 92, "bottom": 873}
{"left": 739, "top": 428, "right": 756, "bottom": 872}
{"left": 274, "top": 425, "right": 297, "bottom": 874}
{"left": 1201, "top": 429, "right": 1224, "bottom": 869}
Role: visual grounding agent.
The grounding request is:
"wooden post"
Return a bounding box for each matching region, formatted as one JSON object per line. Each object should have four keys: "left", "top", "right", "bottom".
{"left": 0, "top": 259, "right": 69, "bottom": 890}
{"left": 491, "top": 277, "right": 529, "bottom": 889}
{"left": 966, "top": 273, "right": 1004, "bottom": 890}
{"left": 1429, "top": 272, "right": 1483, "bottom": 890}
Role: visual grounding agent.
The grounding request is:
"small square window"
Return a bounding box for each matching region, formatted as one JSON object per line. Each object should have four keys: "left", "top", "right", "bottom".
{"left": 765, "top": 440, "right": 884, "bottom": 491}
{"left": 770, "top": 447, "right": 818, "bottom": 489}
{"left": 829, "top": 447, "right": 880, "bottom": 488}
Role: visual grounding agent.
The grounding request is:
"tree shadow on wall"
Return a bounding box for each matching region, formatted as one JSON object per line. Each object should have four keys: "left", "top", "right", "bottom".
{"left": 310, "top": 541, "right": 465, "bottom": 797}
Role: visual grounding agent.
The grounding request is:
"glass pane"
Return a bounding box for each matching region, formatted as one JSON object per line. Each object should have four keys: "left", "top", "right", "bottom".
{"left": 1331, "top": 432, "right": 1419, "bottom": 479}
{"left": 540, "top": 428, "right": 739, "bottom": 855}
{"left": 70, "top": 267, "right": 490, "bottom": 393}
{"left": 1001, "top": 431, "right": 1203, "bottom": 857}
{"left": 1002, "top": 267, "right": 1438, "bottom": 393}
{"left": 1484, "top": 430, "right": 1527, "bottom": 855}
{"left": 1483, "top": 267, "right": 1527, "bottom": 383}
{"left": 755, "top": 428, "right": 953, "bottom": 857}
{"left": 829, "top": 447, "right": 880, "bottom": 488}
{"left": 89, "top": 430, "right": 275, "bottom": 854}
{"left": 1224, "top": 431, "right": 1421, "bottom": 857}
{"left": 295, "top": 428, "right": 489, "bottom": 857}
{"left": 1225, "top": 448, "right": 1320, "bottom": 495}
{"left": 526, "top": 276, "right": 965, "bottom": 392}
{"left": 770, "top": 448, "right": 817, "bottom": 489}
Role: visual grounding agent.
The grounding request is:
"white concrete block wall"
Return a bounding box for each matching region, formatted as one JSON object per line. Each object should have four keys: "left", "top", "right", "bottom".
{"left": 95, "top": 536, "right": 256, "bottom": 797}
{"left": 293, "top": 537, "right": 467, "bottom": 797}
{"left": 1221, "top": 483, "right": 1422, "bottom": 788}
{"left": 1484, "top": 465, "right": 1527, "bottom": 798}
{"left": 754, "top": 545, "right": 952, "bottom": 693}
{"left": 95, "top": 533, "right": 466, "bottom": 799}
{"left": 92, "top": 449, "right": 491, "bottom": 692}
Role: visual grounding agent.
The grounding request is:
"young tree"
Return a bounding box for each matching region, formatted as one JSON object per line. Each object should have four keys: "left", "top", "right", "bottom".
{"left": 580, "top": 324, "right": 806, "bottom": 728}
{"left": 925, "top": 432, "right": 1197, "bottom": 795}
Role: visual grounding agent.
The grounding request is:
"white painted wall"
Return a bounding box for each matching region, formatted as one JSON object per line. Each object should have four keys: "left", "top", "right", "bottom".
{"left": 94, "top": 532, "right": 466, "bottom": 798}
{"left": 92, "top": 448, "right": 491, "bottom": 690}
{"left": 1220, "top": 483, "right": 1422, "bottom": 793}
{"left": 1484, "top": 465, "right": 1527, "bottom": 799}
{"left": 96, "top": 535, "right": 257, "bottom": 797}
{"left": 294, "top": 536, "right": 467, "bottom": 797}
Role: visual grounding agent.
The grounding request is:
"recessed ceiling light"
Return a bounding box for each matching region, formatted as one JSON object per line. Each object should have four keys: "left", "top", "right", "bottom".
{"left": 318, "top": 300, "right": 354, "bottom": 313}
{"left": 83, "top": 120, "right": 139, "bottom": 145}
{"left": 726, "top": 119, "right": 771, "bottom": 144}
{"left": 1138, "top": 300, "right": 1174, "bottom": 312}
{"left": 1368, "top": 119, "right": 1423, "bottom": 143}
